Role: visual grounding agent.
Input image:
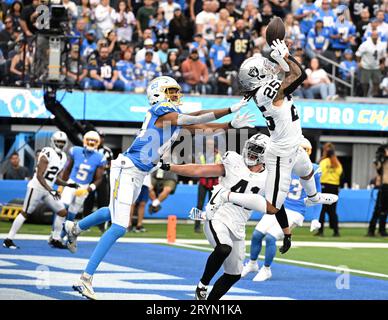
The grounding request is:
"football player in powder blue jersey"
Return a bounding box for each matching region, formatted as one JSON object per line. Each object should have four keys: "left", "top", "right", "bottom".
{"left": 64, "top": 76, "right": 255, "bottom": 299}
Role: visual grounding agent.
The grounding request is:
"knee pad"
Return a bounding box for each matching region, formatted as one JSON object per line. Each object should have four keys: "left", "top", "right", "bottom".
{"left": 215, "top": 244, "right": 232, "bottom": 258}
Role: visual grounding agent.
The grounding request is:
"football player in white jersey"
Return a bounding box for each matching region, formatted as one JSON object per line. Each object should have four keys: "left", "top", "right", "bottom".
{"left": 236, "top": 39, "right": 338, "bottom": 252}
{"left": 3, "top": 131, "right": 80, "bottom": 249}
{"left": 160, "top": 133, "right": 269, "bottom": 300}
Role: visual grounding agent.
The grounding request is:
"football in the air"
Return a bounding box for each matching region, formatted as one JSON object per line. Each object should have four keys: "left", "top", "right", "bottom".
{"left": 266, "top": 16, "right": 286, "bottom": 46}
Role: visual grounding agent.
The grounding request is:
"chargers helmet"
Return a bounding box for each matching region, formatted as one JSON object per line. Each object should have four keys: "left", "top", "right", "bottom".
{"left": 83, "top": 131, "right": 100, "bottom": 151}
{"left": 146, "top": 76, "right": 182, "bottom": 106}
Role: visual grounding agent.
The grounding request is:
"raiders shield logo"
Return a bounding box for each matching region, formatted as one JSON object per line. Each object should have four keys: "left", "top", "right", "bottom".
{"left": 248, "top": 66, "right": 259, "bottom": 78}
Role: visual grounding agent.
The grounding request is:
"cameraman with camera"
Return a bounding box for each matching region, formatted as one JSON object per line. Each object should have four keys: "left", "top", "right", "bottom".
{"left": 367, "top": 144, "right": 388, "bottom": 237}
{"left": 316, "top": 142, "right": 343, "bottom": 237}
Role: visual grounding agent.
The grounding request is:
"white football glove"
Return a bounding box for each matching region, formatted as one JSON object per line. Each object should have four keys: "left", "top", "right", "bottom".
{"left": 270, "top": 39, "right": 290, "bottom": 72}
{"left": 189, "top": 207, "right": 206, "bottom": 221}
{"left": 230, "top": 111, "right": 256, "bottom": 129}
{"left": 229, "top": 97, "right": 249, "bottom": 113}
{"left": 310, "top": 219, "right": 322, "bottom": 232}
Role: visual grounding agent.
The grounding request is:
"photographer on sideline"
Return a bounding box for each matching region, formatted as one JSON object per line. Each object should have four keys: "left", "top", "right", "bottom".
{"left": 316, "top": 142, "right": 343, "bottom": 237}
{"left": 367, "top": 144, "right": 388, "bottom": 237}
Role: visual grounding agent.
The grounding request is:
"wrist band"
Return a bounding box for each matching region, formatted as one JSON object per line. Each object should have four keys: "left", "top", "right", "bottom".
{"left": 89, "top": 183, "right": 96, "bottom": 191}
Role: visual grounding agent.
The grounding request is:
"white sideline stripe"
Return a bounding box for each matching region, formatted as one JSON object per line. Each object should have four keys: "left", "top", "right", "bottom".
{"left": 3, "top": 234, "right": 388, "bottom": 249}
{"left": 171, "top": 243, "right": 388, "bottom": 280}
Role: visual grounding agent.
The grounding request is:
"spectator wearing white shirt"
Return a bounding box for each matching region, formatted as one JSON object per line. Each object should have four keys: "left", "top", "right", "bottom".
{"left": 195, "top": 0, "right": 218, "bottom": 43}
{"left": 63, "top": 0, "right": 78, "bottom": 20}
{"left": 135, "top": 38, "right": 161, "bottom": 66}
{"left": 159, "top": 0, "right": 181, "bottom": 24}
{"left": 114, "top": 0, "right": 136, "bottom": 42}
{"left": 356, "top": 30, "right": 387, "bottom": 97}
{"left": 95, "top": 0, "right": 116, "bottom": 39}
{"left": 304, "top": 58, "right": 337, "bottom": 100}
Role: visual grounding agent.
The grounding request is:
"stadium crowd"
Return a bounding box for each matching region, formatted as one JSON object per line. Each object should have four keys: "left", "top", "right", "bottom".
{"left": 0, "top": 0, "right": 387, "bottom": 97}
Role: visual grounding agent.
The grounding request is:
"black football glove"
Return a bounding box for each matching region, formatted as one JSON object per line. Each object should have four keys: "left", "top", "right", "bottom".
{"left": 49, "top": 190, "right": 61, "bottom": 200}
{"left": 279, "top": 234, "right": 292, "bottom": 254}
{"left": 67, "top": 183, "right": 80, "bottom": 189}
{"left": 160, "top": 160, "right": 170, "bottom": 171}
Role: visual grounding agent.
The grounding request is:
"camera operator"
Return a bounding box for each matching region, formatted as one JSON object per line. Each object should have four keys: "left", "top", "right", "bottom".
{"left": 316, "top": 142, "right": 343, "bottom": 237}
{"left": 367, "top": 144, "right": 388, "bottom": 237}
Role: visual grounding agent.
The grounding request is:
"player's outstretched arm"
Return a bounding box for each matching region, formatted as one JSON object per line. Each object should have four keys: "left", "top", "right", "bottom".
{"left": 165, "top": 163, "right": 225, "bottom": 178}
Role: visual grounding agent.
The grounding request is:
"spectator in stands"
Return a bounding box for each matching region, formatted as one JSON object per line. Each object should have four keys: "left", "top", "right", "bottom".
{"left": 194, "top": 138, "right": 221, "bottom": 232}
{"left": 225, "top": 0, "right": 243, "bottom": 22}
{"left": 315, "top": 0, "right": 335, "bottom": 30}
{"left": 339, "top": 48, "right": 357, "bottom": 82}
{"left": 135, "top": 38, "right": 161, "bottom": 66}
{"left": 306, "top": 19, "right": 330, "bottom": 58}
{"left": 63, "top": 0, "right": 79, "bottom": 21}
{"left": 63, "top": 44, "right": 88, "bottom": 89}
{"left": 159, "top": 0, "right": 181, "bottom": 24}
{"left": 268, "top": 0, "right": 289, "bottom": 19}
{"left": 71, "top": 18, "right": 87, "bottom": 45}
{"left": 3, "top": 152, "right": 30, "bottom": 180}
{"left": 304, "top": 58, "right": 337, "bottom": 100}
{"left": 89, "top": 45, "right": 125, "bottom": 91}
{"left": 209, "top": 33, "right": 228, "bottom": 72}
{"left": 149, "top": 7, "right": 168, "bottom": 41}
{"left": 316, "top": 142, "right": 343, "bottom": 237}
{"left": 112, "top": 39, "right": 129, "bottom": 61}
{"left": 356, "top": 8, "right": 371, "bottom": 46}
{"left": 157, "top": 38, "right": 169, "bottom": 64}
{"left": 295, "top": 0, "right": 318, "bottom": 35}
{"left": 19, "top": 0, "right": 39, "bottom": 38}
{"left": 77, "top": 0, "right": 92, "bottom": 26}
{"left": 10, "top": 41, "right": 32, "bottom": 85}
{"left": 105, "top": 29, "right": 119, "bottom": 56}
{"left": 330, "top": 5, "right": 356, "bottom": 57}
{"left": 189, "top": 33, "right": 208, "bottom": 64}
{"left": 252, "top": 3, "right": 273, "bottom": 33}
{"left": 0, "top": 16, "right": 15, "bottom": 59}
{"left": 196, "top": 0, "right": 218, "bottom": 44}
{"left": 136, "top": 50, "right": 162, "bottom": 86}
{"left": 95, "top": 0, "right": 116, "bottom": 39}
{"left": 136, "top": 0, "right": 156, "bottom": 39}
{"left": 356, "top": 30, "right": 387, "bottom": 96}
{"left": 216, "top": 8, "right": 232, "bottom": 37}
{"left": 114, "top": 0, "right": 136, "bottom": 42}
{"left": 181, "top": 47, "right": 210, "bottom": 94}
{"left": 376, "top": 9, "right": 388, "bottom": 39}
{"left": 116, "top": 48, "right": 136, "bottom": 91}
{"left": 81, "top": 29, "right": 97, "bottom": 59}
{"left": 215, "top": 55, "right": 238, "bottom": 95}
{"left": 363, "top": 18, "right": 388, "bottom": 42}
{"left": 168, "top": 7, "right": 194, "bottom": 50}
{"left": 349, "top": 0, "right": 374, "bottom": 25}
{"left": 7, "top": 1, "right": 22, "bottom": 29}
{"left": 161, "top": 50, "right": 183, "bottom": 83}
{"left": 227, "top": 19, "right": 250, "bottom": 68}
{"left": 148, "top": 168, "right": 178, "bottom": 214}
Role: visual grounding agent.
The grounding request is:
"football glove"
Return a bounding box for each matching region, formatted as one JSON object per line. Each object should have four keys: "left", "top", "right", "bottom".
{"left": 229, "top": 97, "right": 249, "bottom": 113}
{"left": 230, "top": 111, "right": 256, "bottom": 129}
{"left": 49, "top": 190, "right": 61, "bottom": 200}
{"left": 67, "top": 182, "right": 80, "bottom": 189}
{"left": 279, "top": 234, "right": 292, "bottom": 254}
{"left": 159, "top": 159, "right": 171, "bottom": 171}
{"left": 74, "top": 188, "right": 89, "bottom": 197}
{"left": 189, "top": 207, "right": 206, "bottom": 221}
{"left": 271, "top": 39, "right": 289, "bottom": 58}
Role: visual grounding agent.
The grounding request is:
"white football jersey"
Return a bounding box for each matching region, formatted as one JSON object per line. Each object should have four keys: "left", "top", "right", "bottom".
{"left": 28, "top": 147, "right": 68, "bottom": 191}
{"left": 253, "top": 79, "right": 303, "bottom": 156}
{"left": 210, "top": 151, "right": 267, "bottom": 240}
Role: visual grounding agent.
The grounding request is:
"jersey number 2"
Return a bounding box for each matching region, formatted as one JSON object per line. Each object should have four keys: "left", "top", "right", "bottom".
{"left": 45, "top": 166, "right": 59, "bottom": 182}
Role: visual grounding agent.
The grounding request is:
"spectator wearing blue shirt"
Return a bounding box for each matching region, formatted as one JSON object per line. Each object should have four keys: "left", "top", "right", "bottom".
{"left": 295, "top": 0, "right": 319, "bottom": 35}
{"left": 209, "top": 33, "right": 228, "bottom": 72}
{"left": 306, "top": 19, "right": 330, "bottom": 58}
{"left": 339, "top": 49, "right": 358, "bottom": 81}
{"left": 363, "top": 18, "right": 388, "bottom": 42}
{"left": 189, "top": 33, "right": 208, "bottom": 65}
{"left": 315, "top": 0, "right": 336, "bottom": 30}
{"left": 116, "top": 49, "right": 136, "bottom": 91}
{"left": 330, "top": 5, "right": 356, "bottom": 53}
{"left": 157, "top": 38, "right": 170, "bottom": 65}
{"left": 136, "top": 50, "right": 162, "bottom": 88}
{"left": 81, "top": 29, "right": 97, "bottom": 59}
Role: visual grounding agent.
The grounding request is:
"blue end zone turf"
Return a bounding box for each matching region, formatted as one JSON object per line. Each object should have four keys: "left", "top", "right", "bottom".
{"left": 0, "top": 240, "right": 387, "bottom": 300}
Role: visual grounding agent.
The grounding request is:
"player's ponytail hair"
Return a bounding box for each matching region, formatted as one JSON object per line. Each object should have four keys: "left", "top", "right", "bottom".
{"left": 320, "top": 142, "right": 341, "bottom": 168}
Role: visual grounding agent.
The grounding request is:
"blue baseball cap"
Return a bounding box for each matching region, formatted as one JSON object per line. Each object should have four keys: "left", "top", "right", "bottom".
{"left": 344, "top": 49, "right": 353, "bottom": 55}
{"left": 336, "top": 5, "right": 347, "bottom": 15}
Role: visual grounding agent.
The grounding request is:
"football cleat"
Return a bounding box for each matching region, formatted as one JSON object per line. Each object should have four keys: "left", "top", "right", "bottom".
{"left": 3, "top": 239, "right": 19, "bottom": 249}
{"left": 135, "top": 226, "right": 147, "bottom": 233}
{"left": 252, "top": 266, "right": 272, "bottom": 282}
{"left": 304, "top": 193, "right": 338, "bottom": 207}
{"left": 73, "top": 275, "right": 97, "bottom": 300}
{"left": 195, "top": 285, "right": 208, "bottom": 300}
{"left": 241, "top": 260, "right": 259, "bottom": 278}
{"left": 64, "top": 221, "right": 79, "bottom": 253}
{"left": 48, "top": 238, "right": 67, "bottom": 249}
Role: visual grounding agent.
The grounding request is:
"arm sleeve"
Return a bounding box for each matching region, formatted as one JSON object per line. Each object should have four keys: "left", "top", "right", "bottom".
{"left": 283, "top": 55, "right": 307, "bottom": 97}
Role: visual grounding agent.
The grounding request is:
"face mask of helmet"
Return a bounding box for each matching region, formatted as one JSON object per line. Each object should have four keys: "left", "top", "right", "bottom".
{"left": 84, "top": 138, "right": 99, "bottom": 151}
{"left": 243, "top": 140, "right": 265, "bottom": 166}
{"left": 164, "top": 87, "right": 182, "bottom": 105}
{"left": 53, "top": 140, "right": 66, "bottom": 152}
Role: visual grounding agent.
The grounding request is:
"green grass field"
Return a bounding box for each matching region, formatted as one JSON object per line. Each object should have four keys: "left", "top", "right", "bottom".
{"left": 1, "top": 221, "right": 388, "bottom": 279}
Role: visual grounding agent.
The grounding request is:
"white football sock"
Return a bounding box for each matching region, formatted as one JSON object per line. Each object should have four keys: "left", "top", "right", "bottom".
{"left": 299, "top": 177, "right": 319, "bottom": 200}
{"left": 152, "top": 199, "right": 160, "bottom": 207}
{"left": 198, "top": 281, "right": 207, "bottom": 288}
{"left": 52, "top": 215, "right": 66, "bottom": 240}
{"left": 228, "top": 192, "right": 267, "bottom": 213}
{"left": 7, "top": 214, "right": 26, "bottom": 240}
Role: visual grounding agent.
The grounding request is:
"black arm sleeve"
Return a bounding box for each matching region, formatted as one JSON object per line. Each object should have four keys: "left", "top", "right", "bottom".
{"left": 275, "top": 205, "right": 289, "bottom": 229}
{"left": 283, "top": 55, "right": 307, "bottom": 97}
